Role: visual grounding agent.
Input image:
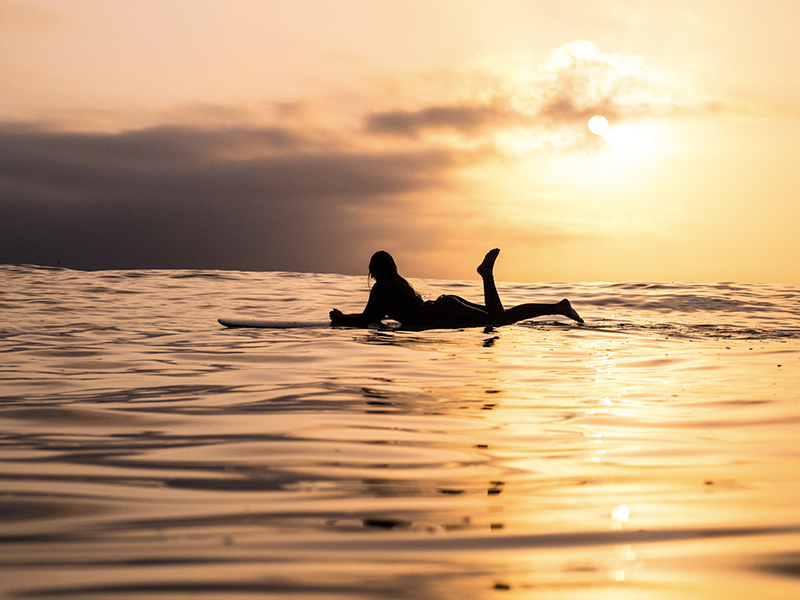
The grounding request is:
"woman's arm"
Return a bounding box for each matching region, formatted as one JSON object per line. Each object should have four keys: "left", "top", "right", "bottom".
{"left": 329, "top": 285, "right": 387, "bottom": 327}
{"left": 328, "top": 308, "right": 372, "bottom": 327}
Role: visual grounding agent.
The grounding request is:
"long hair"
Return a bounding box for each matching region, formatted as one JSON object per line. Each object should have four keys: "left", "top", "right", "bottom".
{"left": 368, "top": 251, "right": 422, "bottom": 302}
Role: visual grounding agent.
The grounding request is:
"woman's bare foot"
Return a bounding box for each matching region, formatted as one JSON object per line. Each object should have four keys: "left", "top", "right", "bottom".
{"left": 477, "top": 248, "right": 500, "bottom": 278}
{"left": 557, "top": 299, "right": 584, "bottom": 324}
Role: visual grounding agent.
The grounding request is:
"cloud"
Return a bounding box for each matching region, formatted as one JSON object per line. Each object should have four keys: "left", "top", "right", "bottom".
{"left": 0, "top": 122, "right": 477, "bottom": 273}
{"left": 363, "top": 41, "right": 734, "bottom": 142}
{"left": 0, "top": 41, "right": 746, "bottom": 276}
{"left": 364, "top": 102, "right": 525, "bottom": 137}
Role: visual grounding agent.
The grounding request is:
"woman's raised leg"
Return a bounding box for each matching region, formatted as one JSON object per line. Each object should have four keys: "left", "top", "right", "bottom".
{"left": 476, "top": 248, "right": 583, "bottom": 325}
{"left": 477, "top": 248, "right": 504, "bottom": 321}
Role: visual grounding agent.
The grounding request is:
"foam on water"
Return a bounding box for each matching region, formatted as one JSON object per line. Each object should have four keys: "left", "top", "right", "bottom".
{"left": 1, "top": 265, "right": 800, "bottom": 599}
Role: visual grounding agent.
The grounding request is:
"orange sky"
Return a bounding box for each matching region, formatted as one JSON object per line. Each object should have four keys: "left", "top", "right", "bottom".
{"left": 1, "top": 0, "right": 799, "bottom": 282}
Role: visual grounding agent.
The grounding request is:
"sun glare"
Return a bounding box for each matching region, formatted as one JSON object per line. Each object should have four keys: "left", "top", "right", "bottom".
{"left": 588, "top": 115, "right": 609, "bottom": 136}
{"left": 542, "top": 120, "right": 673, "bottom": 191}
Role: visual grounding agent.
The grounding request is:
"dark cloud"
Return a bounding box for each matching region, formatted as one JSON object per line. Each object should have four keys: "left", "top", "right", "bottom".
{"left": 365, "top": 103, "right": 525, "bottom": 137}
{"left": 537, "top": 96, "right": 619, "bottom": 124}
{"left": 364, "top": 96, "right": 623, "bottom": 139}
{"left": 0, "top": 123, "right": 466, "bottom": 273}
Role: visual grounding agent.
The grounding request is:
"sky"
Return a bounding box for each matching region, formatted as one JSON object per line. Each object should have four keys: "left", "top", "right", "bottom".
{"left": 1, "top": 0, "right": 799, "bottom": 283}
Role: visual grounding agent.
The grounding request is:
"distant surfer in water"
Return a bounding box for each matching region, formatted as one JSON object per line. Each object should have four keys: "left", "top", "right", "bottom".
{"left": 329, "top": 248, "right": 583, "bottom": 329}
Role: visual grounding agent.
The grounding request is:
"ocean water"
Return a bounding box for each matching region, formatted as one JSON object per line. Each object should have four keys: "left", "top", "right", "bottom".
{"left": 1, "top": 264, "right": 800, "bottom": 599}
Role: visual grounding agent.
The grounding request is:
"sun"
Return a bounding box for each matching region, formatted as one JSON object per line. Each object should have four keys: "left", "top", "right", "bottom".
{"left": 588, "top": 115, "right": 609, "bottom": 136}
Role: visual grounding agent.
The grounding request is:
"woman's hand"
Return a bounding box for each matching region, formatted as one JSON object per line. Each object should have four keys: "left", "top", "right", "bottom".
{"left": 329, "top": 308, "right": 344, "bottom": 323}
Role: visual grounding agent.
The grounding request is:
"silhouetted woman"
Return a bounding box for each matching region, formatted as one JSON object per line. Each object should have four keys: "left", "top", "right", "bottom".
{"left": 329, "top": 249, "right": 583, "bottom": 329}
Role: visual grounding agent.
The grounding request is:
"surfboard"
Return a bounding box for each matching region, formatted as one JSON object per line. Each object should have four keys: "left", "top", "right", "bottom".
{"left": 218, "top": 318, "right": 402, "bottom": 330}
{"left": 218, "top": 318, "right": 332, "bottom": 329}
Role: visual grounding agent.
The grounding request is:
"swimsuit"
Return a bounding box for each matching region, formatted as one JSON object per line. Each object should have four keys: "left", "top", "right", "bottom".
{"left": 364, "top": 283, "right": 491, "bottom": 329}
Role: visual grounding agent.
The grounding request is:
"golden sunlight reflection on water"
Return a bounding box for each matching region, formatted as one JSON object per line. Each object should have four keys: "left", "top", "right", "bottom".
{"left": 1, "top": 268, "right": 800, "bottom": 598}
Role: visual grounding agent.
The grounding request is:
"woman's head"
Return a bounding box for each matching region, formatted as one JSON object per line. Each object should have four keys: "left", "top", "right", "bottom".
{"left": 368, "top": 250, "right": 422, "bottom": 302}
{"left": 368, "top": 251, "right": 398, "bottom": 282}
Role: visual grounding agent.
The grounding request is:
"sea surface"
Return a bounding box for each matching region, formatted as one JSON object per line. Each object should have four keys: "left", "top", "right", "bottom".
{"left": 2, "top": 264, "right": 800, "bottom": 599}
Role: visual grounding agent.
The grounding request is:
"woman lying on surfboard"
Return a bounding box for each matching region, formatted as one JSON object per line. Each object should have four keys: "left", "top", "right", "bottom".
{"left": 329, "top": 248, "right": 583, "bottom": 330}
